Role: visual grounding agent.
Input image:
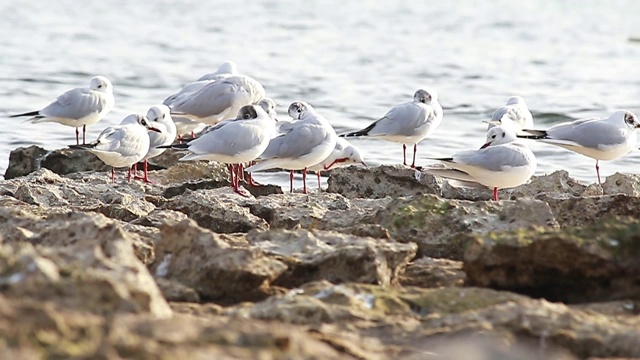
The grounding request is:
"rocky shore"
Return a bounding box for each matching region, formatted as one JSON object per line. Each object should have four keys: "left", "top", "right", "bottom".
{"left": 0, "top": 145, "right": 639, "bottom": 359}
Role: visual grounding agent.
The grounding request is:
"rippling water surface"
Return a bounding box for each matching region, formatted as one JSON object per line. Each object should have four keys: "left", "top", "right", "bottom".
{"left": 2, "top": 1, "right": 640, "bottom": 185}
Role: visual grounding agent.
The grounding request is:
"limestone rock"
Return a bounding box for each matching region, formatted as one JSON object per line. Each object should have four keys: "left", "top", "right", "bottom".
{"left": 399, "top": 257, "right": 466, "bottom": 288}
{"left": 602, "top": 172, "right": 640, "bottom": 196}
{"left": 151, "top": 219, "right": 287, "bottom": 304}
{"left": 327, "top": 165, "right": 441, "bottom": 199}
{"left": 545, "top": 194, "right": 640, "bottom": 227}
{"left": 161, "top": 188, "right": 269, "bottom": 233}
{"left": 4, "top": 145, "right": 48, "bottom": 179}
{"left": 463, "top": 217, "right": 640, "bottom": 303}
{"left": 0, "top": 211, "right": 171, "bottom": 318}
{"left": 248, "top": 229, "right": 417, "bottom": 287}
{"left": 375, "top": 194, "right": 558, "bottom": 259}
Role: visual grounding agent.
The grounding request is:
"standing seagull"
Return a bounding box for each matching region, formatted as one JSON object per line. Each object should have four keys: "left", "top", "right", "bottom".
{"left": 246, "top": 101, "right": 338, "bottom": 194}
{"left": 70, "top": 114, "right": 161, "bottom": 183}
{"left": 486, "top": 96, "right": 534, "bottom": 132}
{"left": 423, "top": 124, "right": 537, "bottom": 201}
{"left": 518, "top": 110, "right": 640, "bottom": 186}
{"left": 163, "top": 60, "right": 239, "bottom": 106}
{"left": 308, "top": 138, "right": 367, "bottom": 191}
{"left": 340, "top": 88, "right": 443, "bottom": 168}
{"left": 10, "top": 76, "right": 115, "bottom": 145}
{"left": 169, "top": 74, "right": 265, "bottom": 125}
{"left": 166, "top": 105, "right": 272, "bottom": 196}
{"left": 134, "top": 104, "right": 177, "bottom": 183}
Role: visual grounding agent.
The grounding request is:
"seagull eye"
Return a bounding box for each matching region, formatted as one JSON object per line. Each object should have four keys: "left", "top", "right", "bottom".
{"left": 97, "top": 85, "right": 103, "bottom": 89}
{"left": 491, "top": 135, "right": 496, "bottom": 139}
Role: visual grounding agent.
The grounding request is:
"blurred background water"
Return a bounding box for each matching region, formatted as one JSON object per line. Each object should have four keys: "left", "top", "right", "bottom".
{"left": 1, "top": 0, "right": 640, "bottom": 186}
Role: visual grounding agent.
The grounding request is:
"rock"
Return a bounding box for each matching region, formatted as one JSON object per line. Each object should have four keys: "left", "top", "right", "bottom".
{"left": 602, "top": 172, "right": 640, "bottom": 196}
{"left": 229, "top": 283, "right": 640, "bottom": 359}
{"left": 0, "top": 211, "right": 171, "bottom": 318}
{"left": 248, "top": 192, "right": 392, "bottom": 236}
{"left": 545, "top": 194, "right": 640, "bottom": 227}
{"left": 4, "top": 145, "right": 48, "bottom": 179}
{"left": 327, "top": 165, "right": 441, "bottom": 199}
{"left": 149, "top": 161, "right": 229, "bottom": 185}
{"left": 248, "top": 229, "right": 417, "bottom": 287}
{"left": 155, "top": 277, "right": 201, "bottom": 303}
{"left": 463, "top": 217, "right": 640, "bottom": 303}
{"left": 40, "top": 148, "right": 110, "bottom": 175}
{"left": 375, "top": 194, "right": 558, "bottom": 259}
{"left": 161, "top": 188, "right": 269, "bottom": 233}
{"left": 399, "top": 257, "right": 466, "bottom": 288}
{"left": 150, "top": 219, "right": 287, "bottom": 304}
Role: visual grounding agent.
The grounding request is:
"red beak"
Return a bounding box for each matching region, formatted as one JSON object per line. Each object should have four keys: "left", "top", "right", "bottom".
{"left": 480, "top": 142, "right": 491, "bottom": 149}
{"left": 148, "top": 127, "right": 162, "bottom": 133}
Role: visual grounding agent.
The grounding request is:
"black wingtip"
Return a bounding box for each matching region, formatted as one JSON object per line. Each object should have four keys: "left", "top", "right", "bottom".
{"left": 157, "top": 143, "right": 190, "bottom": 150}
{"left": 69, "top": 144, "right": 95, "bottom": 150}
{"left": 9, "top": 110, "right": 40, "bottom": 118}
{"left": 340, "top": 122, "right": 376, "bottom": 138}
{"left": 517, "top": 129, "right": 548, "bottom": 139}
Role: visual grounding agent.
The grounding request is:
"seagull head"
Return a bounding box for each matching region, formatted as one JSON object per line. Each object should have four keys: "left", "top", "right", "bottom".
{"left": 481, "top": 125, "right": 517, "bottom": 149}
{"left": 236, "top": 104, "right": 262, "bottom": 120}
{"left": 90, "top": 76, "right": 113, "bottom": 93}
{"left": 414, "top": 88, "right": 437, "bottom": 104}
{"left": 258, "top": 98, "right": 278, "bottom": 121}
{"left": 288, "top": 101, "right": 309, "bottom": 120}
{"left": 137, "top": 114, "right": 161, "bottom": 133}
{"left": 620, "top": 110, "right": 640, "bottom": 130}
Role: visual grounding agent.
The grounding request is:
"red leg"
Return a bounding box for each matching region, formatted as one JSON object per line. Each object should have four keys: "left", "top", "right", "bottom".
{"left": 596, "top": 160, "right": 602, "bottom": 186}
{"left": 232, "top": 164, "right": 249, "bottom": 197}
{"left": 402, "top": 144, "right": 407, "bottom": 166}
{"left": 411, "top": 144, "right": 417, "bottom": 168}
{"left": 191, "top": 131, "right": 195, "bottom": 139}
{"left": 302, "top": 168, "right": 308, "bottom": 194}
{"left": 111, "top": 167, "right": 115, "bottom": 183}
{"left": 493, "top": 187, "right": 498, "bottom": 201}
{"left": 178, "top": 134, "right": 183, "bottom": 144}
{"left": 82, "top": 125, "right": 87, "bottom": 145}
{"left": 238, "top": 163, "right": 245, "bottom": 181}
{"left": 317, "top": 171, "right": 322, "bottom": 192}
{"left": 142, "top": 160, "right": 152, "bottom": 183}
{"left": 289, "top": 170, "right": 294, "bottom": 193}
{"left": 75, "top": 127, "right": 80, "bottom": 145}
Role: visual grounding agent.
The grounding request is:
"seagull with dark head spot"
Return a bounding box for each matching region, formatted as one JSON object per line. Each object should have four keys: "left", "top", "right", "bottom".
{"left": 340, "top": 88, "right": 442, "bottom": 168}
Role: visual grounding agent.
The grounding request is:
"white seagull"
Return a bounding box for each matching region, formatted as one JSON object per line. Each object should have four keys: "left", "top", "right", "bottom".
{"left": 246, "top": 101, "right": 338, "bottom": 194}
{"left": 133, "top": 104, "right": 177, "bottom": 183}
{"left": 308, "top": 138, "right": 367, "bottom": 191}
{"left": 486, "top": 96, "right": 534, "bottom": 132}
{"left": 518, "top": 110, "right": 640, "bottom": 186}
{"left": 70, "top": 114, "right": 161, "bottom": 183}
{"left": 168, "top": 74, "right": 265, "bottom": 125}
{"left": 423, "top": 124, "right": 537, "bottom": 201}
{"left": 10, "top": 75, "right": 115, "bottom": 145}
{"left": 165, "top": 104, "right": 272, "bottom": 196}
{"left": 341, "top": 88, "right": 443, "bottom": 168}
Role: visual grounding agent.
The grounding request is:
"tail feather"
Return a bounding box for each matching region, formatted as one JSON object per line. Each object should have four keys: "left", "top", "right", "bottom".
{"left": 157, "top": 143, "right": 190, "bottom": 150}
{"left": 339, "top": 122, "right": 377, "bottom": 138}
{"left": 69, "top": 143, "right": 97, "bottom": 150}
{"left": 518, "top": 129, "right": 548, "bottom": 139}
{"left": 10, "top": 110, "right": 41, "bottom": 118}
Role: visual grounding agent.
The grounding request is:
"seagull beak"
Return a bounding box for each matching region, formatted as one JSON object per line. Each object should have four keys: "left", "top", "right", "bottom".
{"left": 148, "top": 127, "right": 162, "bottom": 133}
{"left": 361, "top": 161, "right": 368, "bottom": 168}
{"left": 480, "top": 142, "right": 491, "bottom": 149}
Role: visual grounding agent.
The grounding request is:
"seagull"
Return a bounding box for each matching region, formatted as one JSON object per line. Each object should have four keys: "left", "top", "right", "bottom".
{"left": 486, "top": 96, "right": 534, "bottom": 132}
{"left": 308, "top": 138, "right": 367, "bottom": 191}
{"left": 246, "top": 101, "right": 338, "bottom": 194}
{"left": 163, "top": 60, "right": 239, "bottom": 106}
{"left": 163, "top": 104, "right": 272, "bottom": 196}
{"left": 423, "top": 124, "right": 537, "bottom": 201}
{"left": 340, "top": 88, "right": 443, "bottom": 168}
{"left": 257, "top": 97, "right": 280, "bottom": 139}
{"left": 518, "top": 110, "right": 640, "bottom": 186}
{"left": 133, "top": 104, "right": 177, "bottom": 183}
{"left": 197, "top": 60, "right": 239, "bottom": 81}
{"left": 10, "top": 75, "right": 115, "bottom": 145}
{"left": 168, "top": 74, "right": 265, "bottom": 125}
{"left": 69, "top": 114, "right": 161, "bottom": 183}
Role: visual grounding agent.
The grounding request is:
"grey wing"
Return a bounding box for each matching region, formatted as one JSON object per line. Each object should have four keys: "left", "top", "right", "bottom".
{"left": 368, "top": 103, "right": 427, "bottom": 137}
{"left": 94, "top": 126, "right": 125, "bottom": 152}
{"left": 452, "top": 145, "right": 531, "bottom": 172}
{"left": 170, "top": 81, "right": 247, "bottom": 118}
{"left": 547, "top": 120, "right": 626, "bottom": 148}
{"left": 261, "top": 123, "right": 326, "bottom": 159}
{"left": 163, "top": 81, "right": 211, "bottom": 106}
{"left": 188, "top": 123, "right": 261, "bottom": 156}
{"left": 40, "top": 88, "right": 103, "bottom": 119}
